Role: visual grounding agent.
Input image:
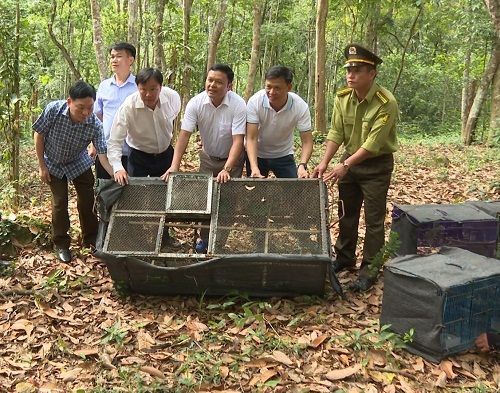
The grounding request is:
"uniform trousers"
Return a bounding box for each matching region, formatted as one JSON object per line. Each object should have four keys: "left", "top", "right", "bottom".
{"left": 335, "top": 153, "right": 394, "bottom": 273}
{"left": 49, "top": 168, "right": 97, "bottom": 249}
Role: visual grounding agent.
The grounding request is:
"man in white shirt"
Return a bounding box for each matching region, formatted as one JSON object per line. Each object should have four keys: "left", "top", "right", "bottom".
{"left": 246, "top": 66, "right": 313, "bottom": 178}
{"left": 94, "top": 42, "right": 137, "bottom": 179}
{"left": 162, "top": 63, "right": 246, "bottom": 183}
{"left": 107, "top": 68, "right": 181, "bottom": 186}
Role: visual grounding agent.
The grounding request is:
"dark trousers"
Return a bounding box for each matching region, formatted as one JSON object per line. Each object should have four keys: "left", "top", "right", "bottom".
{"left": 245, "top": 154, "right": 297, "bottom": 178}
{"left": 49, "top": 168, "right": 97, "bottom": 249}
{"left": 96, "top": 155, "right": 128, "bottom": 179}
{"left": 127, "top": 145, "right": 174, "bottom": 177}
{"left": 334, "top": 154, "right": 394, "bottom": 272}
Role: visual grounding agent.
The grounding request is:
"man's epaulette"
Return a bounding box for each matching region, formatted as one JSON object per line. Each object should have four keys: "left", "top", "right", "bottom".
{"left": 376, "top": 91, "right": 389, "bottom": 104}
{"left": 336, "top": 87, "right": 352, "bottom": 97}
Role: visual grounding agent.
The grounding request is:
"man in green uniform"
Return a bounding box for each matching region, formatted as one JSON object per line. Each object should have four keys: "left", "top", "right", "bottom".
{"left": 313, "top": 44, "right": 398, "bottom": 292}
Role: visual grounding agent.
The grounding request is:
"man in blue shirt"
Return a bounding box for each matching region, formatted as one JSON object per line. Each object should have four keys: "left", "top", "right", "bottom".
{"left": 33, "top": 81, "right": 113, "bottom": 262}
{"left": 93, "top": 42, "right": 137, "bottom": 179}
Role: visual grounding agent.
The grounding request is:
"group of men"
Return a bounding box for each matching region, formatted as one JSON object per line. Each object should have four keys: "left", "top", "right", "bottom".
{"left": 33, "top": 42, "right": 398, "bottom": 292}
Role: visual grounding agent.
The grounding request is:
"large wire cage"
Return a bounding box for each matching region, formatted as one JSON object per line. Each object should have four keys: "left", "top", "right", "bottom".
{"left": 97, "top": 175, "right": 333, "bottom": 296}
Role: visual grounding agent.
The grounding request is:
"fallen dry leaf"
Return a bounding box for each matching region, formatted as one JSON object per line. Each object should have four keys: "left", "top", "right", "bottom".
{"left": 434, "top": 371, "right": 447, "bottom": 388}
{"left": 309, "top": 333, "right": 328, "bottom": 348}
{"left": 59, "top": 367, "right": 82, "bottom": 382}
{"left": 473, "top": 362, "right": 487, "bottom": 379}
{"left": 271, "top": 350, "right": 293, "bottom": 366}
{"left": 140, "top": 366, "right": 165, "bottom": 379}
{"left": 220, "top": 366, "right": 230, "bottom": 378}
{"left": 493, "top": 365, "right": 500, "bottom": 387}
{"left": 439, "top": 359, "right": 457, "bottom": 379}
{"left": 412, "top": 357, "right": 425, "bottom": 372}
{"left": 38, "top": 382, "right": 64, "bottom": 393}
{"left": 325, "top": 364, "right": 362, "bottom": 381}
{"left": 398, "top": 375, "right": 415, "bottom": 393}
{"left": 73, "top": 347, "right": 99, "bottom": 357}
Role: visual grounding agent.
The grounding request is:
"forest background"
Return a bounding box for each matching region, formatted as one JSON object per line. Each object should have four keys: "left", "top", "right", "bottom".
{"left": 0, "top": 0, "right": 499, "bottom": 207}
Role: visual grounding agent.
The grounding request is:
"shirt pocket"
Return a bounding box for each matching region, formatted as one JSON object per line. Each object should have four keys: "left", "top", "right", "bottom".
{"left": 343, "top": 116, "right": 355, "bottom": 139}
{"left": 361, "top": 116, "right": 373, "bottom": 139}
{"left": 218, "top": 122, "right": 232, "bottom": 142}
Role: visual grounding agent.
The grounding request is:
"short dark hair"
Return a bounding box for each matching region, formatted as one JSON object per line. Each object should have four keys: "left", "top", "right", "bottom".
{"left": 109, "top": 42, "right": 136, "bottom": 58}
{"left": 69, "top": 80, "right": 96, "bottom": 101}
{"left": 136, "top": 68, "right": 163, "bottom": 86}
{"left": 265, "top": 66, "right": 293, "bottom": 84}
{"left": 208, "top": 63, "right": 234, "bottom": 83}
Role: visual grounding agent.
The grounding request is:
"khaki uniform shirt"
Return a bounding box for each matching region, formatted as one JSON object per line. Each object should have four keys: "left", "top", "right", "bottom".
{"left": 327, "top": 82, "right": 398, "bottom": 156}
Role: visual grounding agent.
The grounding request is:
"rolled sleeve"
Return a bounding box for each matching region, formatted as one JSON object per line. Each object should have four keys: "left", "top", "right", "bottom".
{"left": 246, "top": 96, "right": 260, "bottom": 124}
{"left": 107, "top": 106, "right": 129, "bottom": 172}
{"left": 181, "top": 99, "right": 198, "bottom": 132}
{"left": 326, "top": 98, "right": 344, "bottom": 145}
{"left": 360, "top": 102, "right": 398, "bottom": 155}
{"left": 232, "top": 99, "right": 247, "bottom": 135}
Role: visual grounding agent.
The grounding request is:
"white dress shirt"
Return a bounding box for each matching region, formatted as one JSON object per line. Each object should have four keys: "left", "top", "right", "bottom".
{"left": 107, "top": 86, "right": 181, "bottom": 172}
{"left": 181, "top": 90, "right": 246, "bottom": 158}
{"left": 246, "top": 89, "right": 311, "bottom": 159}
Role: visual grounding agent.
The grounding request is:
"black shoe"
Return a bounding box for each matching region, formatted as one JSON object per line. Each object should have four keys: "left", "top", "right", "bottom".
{"left": 332, "top": 259, "right": 356, "bottom": 273}
{"left": 56, "top": 248, "right": 72, "bottom": 263}
{"left": 349, "top": 275, "right": 376, "bottom": 292}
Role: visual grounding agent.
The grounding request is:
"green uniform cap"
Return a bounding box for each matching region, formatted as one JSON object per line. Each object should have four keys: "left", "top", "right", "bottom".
{"left": 344, "top": 44, "right": 383, "bottom": 68}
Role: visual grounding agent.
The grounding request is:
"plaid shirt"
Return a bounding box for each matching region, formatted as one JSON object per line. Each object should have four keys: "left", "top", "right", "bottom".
{"left": 33, "top": 100, "right": 106, "bottom": 180}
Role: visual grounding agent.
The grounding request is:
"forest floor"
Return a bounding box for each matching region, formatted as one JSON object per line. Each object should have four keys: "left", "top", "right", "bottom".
{"left": 0, "top": 137, "right": 499, "bottom": 393}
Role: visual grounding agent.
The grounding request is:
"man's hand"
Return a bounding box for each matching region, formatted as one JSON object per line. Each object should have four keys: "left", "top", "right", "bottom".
{"left": 297, "top": 165, "right": 309, "bottom": 179}
{"left": 250, "top": 168, "right": 265, "bottom": 178}
{"left": 160, "top": 165, "right": 179, "bottom": 182}
{"left": 323, "top": 163, "right": 349, "bottom": 182}
{"left": 311, "top": 162, "right": 328, "bottom": 179}
{"left": 114, "top": 169, "right": 129, "bottom": 186}
{"left": 216, "top": 168, "right": 231, "bottom": 183}
{"left": 39, "top": 165, "right": 51, "bottom": 184}
{"left": 475, "top": 333, "right": 491, "bottom": 352}
{"left": 88, "top": 143, "right": 97, "bottom": 159}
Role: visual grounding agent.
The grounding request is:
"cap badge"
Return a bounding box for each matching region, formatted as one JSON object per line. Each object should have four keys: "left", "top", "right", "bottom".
{"left": 348, "top": 46, "right": 357, "bottom": 55}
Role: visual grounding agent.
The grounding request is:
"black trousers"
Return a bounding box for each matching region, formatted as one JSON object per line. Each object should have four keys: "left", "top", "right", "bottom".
{"left": 127, "top": 145, "right": 174, "bottom": 177}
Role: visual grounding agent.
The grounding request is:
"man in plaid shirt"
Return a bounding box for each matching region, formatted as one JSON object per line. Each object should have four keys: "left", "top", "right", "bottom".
{"left": 33, "top": 81, "right": 113, "bottom": 262}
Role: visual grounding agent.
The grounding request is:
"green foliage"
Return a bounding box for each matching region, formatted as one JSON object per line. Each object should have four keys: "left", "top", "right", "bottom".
{"left": 101, "top": 320, "right": 129, "bottom": 346}
{"left": 368, "top": 231, "right": 401, "bottom": 275}
{"left": 339, "top": 324, "right": 414, "bottom": 352}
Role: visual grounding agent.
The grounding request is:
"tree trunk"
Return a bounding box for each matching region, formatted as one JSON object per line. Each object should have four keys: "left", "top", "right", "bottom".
{"left": 10, "top": 0, "right": 21, "bottom": 208}
{"left": 461, "top": 37, "right": 473, "bottom": 136}
{"left": 244, "top": 0, "right": 265, "bottom": 101}
{"left": 178, "top": 0, "right": 194, "bottom": 135}
{"left": 206, "top": 0, "right": 228, "bottom": 73}
{"left": 127, "top": 0, "right": 139, "bottom": 56}
{"left": 90, "top": 0, "right": 107, "bottom": 81}
{"left": 484, "top": 0, "right": 500, "bottom": 144}
{"left": 48, "top": 0, "right": 81, "bottom": 81}
{"left": 463, "top": 39, "right": 499, "bottom": 145}
{"left": 153, "top": 0, "right": 166, "bottom": 70}
{"left": 306, "top": 0, "right": 315, "bottom": 105}
{"left": 365, "top": 0, "right": 380, "bottom": 53}
{"left": 314, "top": 0, "right": 328, "bottom": 134}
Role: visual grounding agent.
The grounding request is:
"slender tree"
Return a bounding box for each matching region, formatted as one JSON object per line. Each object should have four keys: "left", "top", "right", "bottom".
{"left": 314, "top": 0, "right": 328, "bottom": 133}
{"left": 244, "top": 0, "right": 265, "bottom": 101}
{"left": 206, "top": 0, "right": 228, "bottom": 73}
{"left": 153, "top": 0, "right": 166, "bottom": 70}
{"left": 90, "top": 0, "right": 107, "bottom": 81}
{"left": 485, "top": 0, "right": 500, "bottom": 144}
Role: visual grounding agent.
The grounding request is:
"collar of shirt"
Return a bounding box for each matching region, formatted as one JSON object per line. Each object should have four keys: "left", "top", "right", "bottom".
{"left": 202, "top": 91, "right": 230, "bottom": 108}
{"left": 262, "top": 92, "right": 294, "bottom": 112}
{"left": 110, "top": 73, "right": 136, "bottom": 87}
{"left": 350, "top": 82, "right": 379, "bottom": 104}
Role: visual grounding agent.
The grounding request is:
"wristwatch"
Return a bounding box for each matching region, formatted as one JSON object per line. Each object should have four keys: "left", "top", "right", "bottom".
{"left": 298, "top": 162, "right": 308, "bottom": 170}
{"left": 223, "top": 166, "right": 232, "bottom": 172}
{"left": 343, "top": 161, "right": 350, "bottom": 170}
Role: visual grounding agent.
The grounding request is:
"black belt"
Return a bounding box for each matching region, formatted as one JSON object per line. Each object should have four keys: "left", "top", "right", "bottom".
{"left": 131, "top": 145, "right": 172, "bottom": 157}
{"left": 208, "top": 155, "right": 228, "bottom": 161}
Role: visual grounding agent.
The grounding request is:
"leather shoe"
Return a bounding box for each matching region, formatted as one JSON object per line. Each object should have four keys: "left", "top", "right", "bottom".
{"left": 331, "top": 259, "right": 356, "bottom": 273}
{"left": 56, "top": 248, "right": 72, "bottom": 263}
{"left": 349, "top": 275, "right": 376, "bottom": 292}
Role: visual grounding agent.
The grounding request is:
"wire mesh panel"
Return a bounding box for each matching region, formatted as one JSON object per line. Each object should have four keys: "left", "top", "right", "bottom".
{"left": 114, "top": 183, "right": 168, "bottom": 213}
{"left": 166, "top": 173, "right": 212, "bottom": 214}
{"left": 210, "top": 179, "right": 328, "bottom": 255}
{"left": 104, "top": 214, "right": 163, "bottom": 254}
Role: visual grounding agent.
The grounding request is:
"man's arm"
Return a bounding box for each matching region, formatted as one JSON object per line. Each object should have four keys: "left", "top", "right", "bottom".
{"left": 160, "top": 129, "right": 192, "bottom": 181}
{"left": 297, "top": 131, "right": 313, "bottom": 178}
{"left": 246, "top": 123, "right": 264, "bottom": 178}
{"left": 217, "top": 134, "right": 244, "bottom": 183}
{"left": 323, "top": 147, "right": 372, "bottom": 182}
{"left": 97, "top": 154, "right": 114, "bottom": 177}
{"left": 312, "top": 140, "right": 341, "bottom": 179}
{"left": 34, "top": 132, "right": 51, "bottom": 184}
{"left": 107, "top": 107, "right": 129, "bottom": 185}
